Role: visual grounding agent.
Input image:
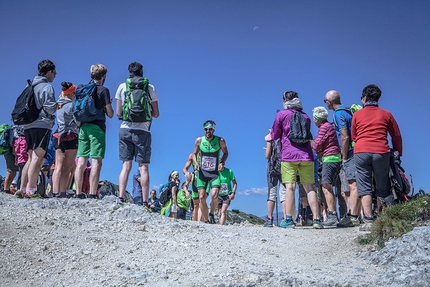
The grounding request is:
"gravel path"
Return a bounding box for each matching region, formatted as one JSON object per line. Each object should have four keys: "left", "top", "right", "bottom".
{"left": 0, "top": 193, "right": 428, "bottom": 287}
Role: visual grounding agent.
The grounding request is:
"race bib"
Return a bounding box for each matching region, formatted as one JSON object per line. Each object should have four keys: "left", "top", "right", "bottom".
{"left": 201, "top": 156, "right": 217, "bottom": 171}
{"left": 220, "top": 183, "right": 228, "bottom": 195}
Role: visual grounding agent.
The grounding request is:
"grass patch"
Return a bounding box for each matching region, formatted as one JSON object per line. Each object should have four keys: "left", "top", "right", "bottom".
{"left": 359, "top": 194, "right": 430, "bottom": 248}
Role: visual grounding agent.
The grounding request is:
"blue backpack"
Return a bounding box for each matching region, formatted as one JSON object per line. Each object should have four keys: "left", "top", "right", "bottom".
{"left": 73, "top": 82, "right": 104, "bottom": 123}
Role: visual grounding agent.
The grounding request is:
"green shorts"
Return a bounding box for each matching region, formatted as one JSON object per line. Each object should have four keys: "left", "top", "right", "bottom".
{"left": 196, "top": 172, "right": 220, "bottom": 192}
{"left": 77, "top": 123, "right": 106, "bottom": 159}
{"left": 281, "top": 161, "right": 314, "bottom": 184}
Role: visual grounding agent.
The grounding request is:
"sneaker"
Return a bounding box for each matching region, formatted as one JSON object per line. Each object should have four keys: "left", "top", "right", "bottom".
{"left": 279, "top": 219, "right": 296, "bottom": 228}
{"left": 323, "top": 212, "right": 338, "bottom": 227}
{"left": 118, "top": 197, "right": 126, "bottom": 203}
{"left": 142, "top": 202, "right": 152, "bottom": 213}
{"left": 74, "top": 193, "right": 86, "bottom": 199}
{"left": 337, "top": 215, "right": 359, "bottom": 228}
{"left": 313, "top": 219, "right": 324, "bottom": 229}
{"left": 25, "top": 191, "right": 42, "bottom": 199}
{"left": 209, "top": 213, "right": 216, "bottom": 224}
{"left": 14, "top": 190, "right": 25, "bottom": 199}
{"left": 351, "top": 217, "right": 360, "bottom": 227}
{"left": 263, "top": 217, "right": 274, "bottom": 227}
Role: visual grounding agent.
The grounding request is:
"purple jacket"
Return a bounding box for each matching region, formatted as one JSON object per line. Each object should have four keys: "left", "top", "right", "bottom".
{"left": 312, "top": 121, "right": 341, "bottom": 157}
{"left": 271, "top": 109, "right": 314, "bottom": 162}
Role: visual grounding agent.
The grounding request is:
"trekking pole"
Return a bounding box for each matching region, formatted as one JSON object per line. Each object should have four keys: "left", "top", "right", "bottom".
{"left": 275, "top": 184, "right": 279, "bottom": 227}
{"left": 409, "top": 174, "right": 414, "bottom": 196}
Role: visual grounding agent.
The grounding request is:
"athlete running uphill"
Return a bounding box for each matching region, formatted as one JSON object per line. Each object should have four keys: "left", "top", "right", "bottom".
{"left": 192, "top": 120, "right": 228, "bottom": 223}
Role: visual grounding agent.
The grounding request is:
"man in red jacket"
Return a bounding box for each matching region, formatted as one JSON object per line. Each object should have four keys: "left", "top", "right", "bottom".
{"left": 352, "top": 84, "right": 402, "bottom": 231}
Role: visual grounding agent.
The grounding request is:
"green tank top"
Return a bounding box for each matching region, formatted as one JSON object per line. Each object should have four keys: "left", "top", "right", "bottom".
{"left": 199, "top": 136, "right": 221, "bottom": 175}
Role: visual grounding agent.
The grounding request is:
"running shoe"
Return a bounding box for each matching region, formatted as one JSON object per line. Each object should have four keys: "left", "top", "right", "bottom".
{"left": 313, "top": 219, "right": 324, "bottom": 229}
{"left": 263, "top": 217, "right": 274, "bottom": 227}
{"left": 279, "top": 219, "right": 296, "bottom": 228}
{"left": 337, "top": 215, "right": 358, "bottom": 228}
{"left": 323, "top": 212, "right": 338, "bottom": 227}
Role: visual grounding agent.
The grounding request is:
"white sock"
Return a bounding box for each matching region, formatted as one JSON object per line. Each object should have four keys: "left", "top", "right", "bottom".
{"left": 27, "top": 187, "right": 37, "bottom": 194}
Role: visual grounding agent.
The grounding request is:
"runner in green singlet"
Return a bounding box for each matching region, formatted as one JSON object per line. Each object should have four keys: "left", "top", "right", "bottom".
{"left": 182, "top": 153, "right": 201, "bottom": 221}
{"left": 192, "top": 120, "right": 228, "bottom": 224}
{"left": 217, "top": 167, "right": 237, "bottom": 225}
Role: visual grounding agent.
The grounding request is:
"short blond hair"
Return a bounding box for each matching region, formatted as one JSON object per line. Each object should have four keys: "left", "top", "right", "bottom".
{"left": 90, "top": 64, "right": 108, "bottom": 80}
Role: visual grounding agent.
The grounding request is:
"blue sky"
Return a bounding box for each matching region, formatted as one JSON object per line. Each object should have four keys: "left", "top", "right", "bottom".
{"left": 1, "top": 1, "right": 429, "bottom": 217}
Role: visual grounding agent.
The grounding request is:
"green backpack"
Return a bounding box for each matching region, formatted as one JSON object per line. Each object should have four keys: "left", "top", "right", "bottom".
{"left": 122, "top": 77, "right": 152, "bottom": 123}
{"left": 177, "top": 189, "right": 191, "bottom": 210}
{"left": 0, "top": 124, "right": 13, "bottom": 155}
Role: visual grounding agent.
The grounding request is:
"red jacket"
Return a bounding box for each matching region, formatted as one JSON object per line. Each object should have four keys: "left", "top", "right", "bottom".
{"left": 312, "top": 121, "right": 341, "bottom": 157}
{"left": 352, "top": 105, "right": 402, "bottom": 156}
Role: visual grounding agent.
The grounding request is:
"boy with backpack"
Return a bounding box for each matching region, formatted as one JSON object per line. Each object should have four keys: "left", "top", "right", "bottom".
{"left": 115, "top": 62, "right": 160, "bottom": 207}
{"left": 74, "top": 64, "right": 114, "bottom": 199}
{"left": 13, "top": 60, "right": 57, "bottom": 199}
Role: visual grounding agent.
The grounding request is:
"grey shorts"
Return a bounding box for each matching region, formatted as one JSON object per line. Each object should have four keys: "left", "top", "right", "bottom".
{"left": 321, "top": 162, "right": 341, "bottom": 185}
{"left": 338, "top": 167, "right": 350, "bottom": 192}
{"left": 4, "top": 152, "right": 18, "bottom": 172}
{"left": 267, "top": 165, "right": 286, "bottom": 202}
{"left": 118, "top": 129, "right": 151, "bottom": 164}
{"left": 355, "top": 152, "right": 391, "bottom": 198}
{"left": 343, "top": 154, "right": 356, "bottom": 181}
{"left": 217, "top": 195, "right": 231, "bottom": 209}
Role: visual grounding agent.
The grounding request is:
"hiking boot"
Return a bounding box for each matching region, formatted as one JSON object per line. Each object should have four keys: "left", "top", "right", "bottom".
{"left": 263, "top": 217, "right": 273, "bottom": 227}
{"left": 323, "top": 212, "right": 338, "bottom": 227}
{"left": 25, "top": 191, "right": 42, "bottom": 199}
{"left": 279, "top": 219, "right": 295, "bottom": 228}
{"left": 313, "top": 219, "right": 324, "bottom": 229}
{"left": 209, "top": 213, "right": 216, "bottom": 224}
{"left": 14, "top": 190, "right": 25, "bottom": 199}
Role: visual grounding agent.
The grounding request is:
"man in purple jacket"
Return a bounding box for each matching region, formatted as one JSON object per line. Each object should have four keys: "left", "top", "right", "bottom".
{"left": 271, "top": 91, "right": 323, "bottom": 229}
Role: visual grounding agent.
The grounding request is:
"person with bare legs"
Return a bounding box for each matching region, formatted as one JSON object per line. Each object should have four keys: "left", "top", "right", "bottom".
{"left": 52, "top": 82, "right": 78, "bottom": 198}
{"left": 16, "top": 60, "right": 57, "bottom": 199}
{"left": 271, "top": 91, "right": 323, "bottom": 229}
{"left": 324, "top": 90, "right": 360, "bottom": 227}
{"left": 115, "top": 62, "right": 159, "bottom": 207}
{"left": 192, "top": 120, "right": 228, "bottom": 223}
{"left": 74, "top": 64, "right": 113, "bottom": 199}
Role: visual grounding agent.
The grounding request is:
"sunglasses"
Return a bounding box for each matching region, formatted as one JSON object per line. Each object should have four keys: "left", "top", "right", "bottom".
{"left": 204, "top": 128, "right": 213, "bottom": 131}
{"left": 323, "top": 99, "right": 328, "bottom": 103}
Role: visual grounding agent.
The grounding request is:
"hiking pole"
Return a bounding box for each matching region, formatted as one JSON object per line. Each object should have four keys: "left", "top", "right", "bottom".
{"left": 275, "top": 183, "right": 279, "bottom": 226}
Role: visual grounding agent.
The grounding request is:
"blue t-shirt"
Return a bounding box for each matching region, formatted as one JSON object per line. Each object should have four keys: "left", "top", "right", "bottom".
{"left": 333, "top": 106, "right": 353, "bottom": 154}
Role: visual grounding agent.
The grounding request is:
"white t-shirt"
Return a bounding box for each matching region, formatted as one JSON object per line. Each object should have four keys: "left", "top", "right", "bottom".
{"left": 115, "top": 81, "right": 159, "bottom": 132}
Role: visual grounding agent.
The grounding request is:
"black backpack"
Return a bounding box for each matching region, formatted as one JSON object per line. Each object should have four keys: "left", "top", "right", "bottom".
{"left": 158, "top": 183, "right": 172, "bottom": 206}
{"left": 11, "top": 80, "right": 42, "bottom": 125}
{"left": 122, "top": 77, "right": 152, "bottom": 122}
{"left": 269, "top": 139, "right": 281, "bottom": 177}
{"left": 288, "top": 110, "right": 312, "bottom": 145}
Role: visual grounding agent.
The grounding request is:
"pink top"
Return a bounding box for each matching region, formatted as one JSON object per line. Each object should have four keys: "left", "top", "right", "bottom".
{"left": 13, "top": 136, "right": 28, "bottom": 165}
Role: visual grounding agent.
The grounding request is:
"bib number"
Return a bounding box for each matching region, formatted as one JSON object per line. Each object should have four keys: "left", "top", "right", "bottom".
{"left": 201, "top": 156, "right": 217, "bottom": 171}
{"left": 220, "top": 183, "right": 228, "bottom": 195}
